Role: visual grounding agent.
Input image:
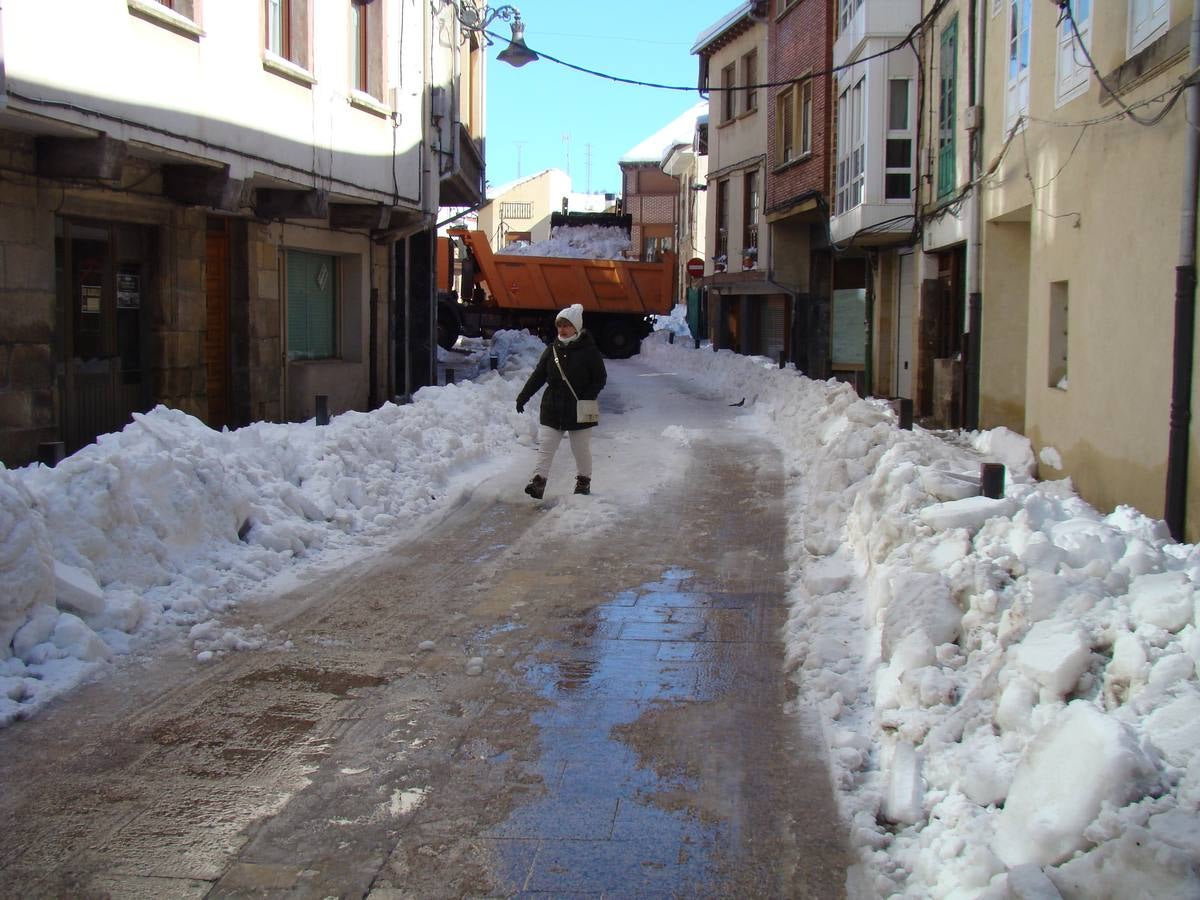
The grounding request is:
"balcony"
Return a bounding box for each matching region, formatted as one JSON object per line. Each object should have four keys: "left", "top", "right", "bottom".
{"left": 834, "top": 0, "right": 921, "bottom": 69}
{"left": 830, "top": 198, "right": 912, "bottom": 245}
{"left": 440, "top": 122, "right": 485, "bottom": 207}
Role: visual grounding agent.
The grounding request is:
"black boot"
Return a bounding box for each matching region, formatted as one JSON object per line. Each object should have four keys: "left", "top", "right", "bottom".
{"left": 524, "top": 475, "right": 546, "bottom": 499}
{"left": 574, "top": 476, "right": 591, "bottom": 495}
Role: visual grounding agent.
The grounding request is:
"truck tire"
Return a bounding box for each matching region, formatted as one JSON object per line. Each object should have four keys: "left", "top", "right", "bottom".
{"left": 436, "top": 299, "right": 463, "bottom": 351}
{"left": 599, "top": 319, "right": 640, "bottom": 359}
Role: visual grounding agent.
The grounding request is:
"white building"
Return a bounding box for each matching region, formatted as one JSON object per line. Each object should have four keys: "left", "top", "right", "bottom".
{"left": 0, "top": 0, "right": 485, "bottom": 464}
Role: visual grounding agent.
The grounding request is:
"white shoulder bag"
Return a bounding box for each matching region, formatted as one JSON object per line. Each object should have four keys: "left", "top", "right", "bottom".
{"left": 553, "top": 347, "right": 599, "bottom": 424}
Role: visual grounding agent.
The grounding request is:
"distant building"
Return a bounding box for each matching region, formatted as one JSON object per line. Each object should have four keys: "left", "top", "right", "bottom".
{"left": 619, "top": 102, "right": 709, "bottom": 267}
{"left": 477, "top": 169, "right": 612, "bottom": 248}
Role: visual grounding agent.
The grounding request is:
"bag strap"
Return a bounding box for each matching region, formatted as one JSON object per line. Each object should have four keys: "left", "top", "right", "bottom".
{"left": 552, "top": 347, "right": 580, "bottom": 401}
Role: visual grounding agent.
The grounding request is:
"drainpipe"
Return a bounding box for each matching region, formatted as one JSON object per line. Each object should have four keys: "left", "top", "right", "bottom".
{"left": 1165, "top": 0, "right": 1200, "bottom": 541}
{"left": 964, "top": 0, "right": 986, "bottom": 430}
{"left": 865, "top": 250, "right": 876, "bottom": 393}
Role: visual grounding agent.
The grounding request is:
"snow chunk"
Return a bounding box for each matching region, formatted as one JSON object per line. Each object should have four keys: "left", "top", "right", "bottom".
{"left": 1049, "top": 823, "right": 1200, "bottom": 899}
{"left": 1144, "top": 690, "right": 1200, "bottom": 768}
{"left": 51, "top": 613, "right": 111, "bottom": 662}
{"left": 992, "top": 702, "right": 1158, "bottom": 868}
{"left": 54, "top": 561, "right": 105, "bottom": 618}
{"left": 1039, "top": 446, "right": 1064, "bottom": 471}
{"left": 919, "top": 496, "right": 1017, "bottom": 533}
{"left": 1008, "top": 864, "right": 1064, "bottom": 900}
{"left": 1013, "top": 619, "right": 1092, "bottom": 698}
{"left": 1128, "top": 571, "right": 1196, "bottom": 633}
{"left": 880, "top": 571, "right": 961, "bottom": 661}
{"left": 883, "top": 742, "right": 925, "bottom": 824}
{"left": 971, "top": 426, "right": 1037, "bottom": 481}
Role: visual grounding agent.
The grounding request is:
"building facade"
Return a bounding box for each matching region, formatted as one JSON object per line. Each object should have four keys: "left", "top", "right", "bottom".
{"left": 693, "top": 2, "right": 784, "bottom": 358}
{"left": 765, "top": 0, "right": 836, "bottom": 374}
{"left": 0, "top": 0, "right": 483, "bottom": 466}
{"left": 972, "top": 0, "right": 1196, "bottom": 535}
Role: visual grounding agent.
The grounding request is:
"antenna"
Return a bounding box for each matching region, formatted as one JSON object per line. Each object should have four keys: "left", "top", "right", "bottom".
{"left": 514, "top": 140, "right": 527, "bottom": 178}
{"left": 585, "top": 143, "right": 593, "bottom": 194}
{"left": 561, "top": 132, "right": 572, "bottom": 178}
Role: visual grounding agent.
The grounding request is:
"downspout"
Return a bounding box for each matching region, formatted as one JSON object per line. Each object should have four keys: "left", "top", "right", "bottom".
{"left": 388, "top": 235, "right": 396, "bottom": 399}
{"left": 865, "top": 250, "right": 876, "bottom": 393}
{"left": 1165, "top": 0, "right": 1200, "bottom": 541}
{"left": 964, "top": 0, "right": 985, "bottom": 430}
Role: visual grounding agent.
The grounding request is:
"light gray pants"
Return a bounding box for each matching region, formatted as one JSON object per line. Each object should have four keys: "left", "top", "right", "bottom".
{"left": 534, "top": 424, "right": 592, "bottom": 480}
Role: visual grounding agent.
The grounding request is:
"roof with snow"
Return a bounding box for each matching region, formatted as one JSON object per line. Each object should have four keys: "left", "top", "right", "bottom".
{"left": 619, "top": 102, "right": 708, "bottom": 166}
{"left": 690, "top": 1, "right": 765, "bottom": 56}
{"left": 485, "top": 168, "right": 567, "bottom": 201}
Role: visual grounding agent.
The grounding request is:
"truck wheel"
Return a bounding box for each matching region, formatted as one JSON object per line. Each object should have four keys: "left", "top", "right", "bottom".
{"left": 436, "top": 300, "right": 462, "bottom": 351}
{"left": 600, "top": 320, "right": 640, "bottom": 359}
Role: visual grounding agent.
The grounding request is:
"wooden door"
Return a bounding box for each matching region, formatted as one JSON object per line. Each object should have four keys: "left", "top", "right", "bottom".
{"left": 205, "top": 218, "right": 231, "bottom": 428}
{"left": 58, "top": 218, "right": 150, "bottom": 452}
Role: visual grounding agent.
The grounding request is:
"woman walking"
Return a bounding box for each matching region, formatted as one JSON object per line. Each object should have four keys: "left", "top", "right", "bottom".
{"left": 515, "top": 304, "right": 607, "bottom": 499}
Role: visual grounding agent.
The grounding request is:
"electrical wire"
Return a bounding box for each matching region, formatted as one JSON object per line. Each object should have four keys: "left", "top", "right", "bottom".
{"left": 1060, "top": 0, "right": 1192, "bottom": 127}
{"left": 480, "top": 0, "right": 954, "bottom": 94}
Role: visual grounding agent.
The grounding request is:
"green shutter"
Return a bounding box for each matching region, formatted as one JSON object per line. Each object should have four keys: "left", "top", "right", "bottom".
{"left": 286, "top": 250, "right": 336, "bottom": 360}
{"left": 937, "top": 17, "right": 957, "bottom": 200}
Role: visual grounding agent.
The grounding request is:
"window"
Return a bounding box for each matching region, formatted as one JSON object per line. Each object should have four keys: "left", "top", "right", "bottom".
{"left": 721, "top": 64, "right": 737, "bottom": 122}
{"left": 349, "top": 0, "right": 384, "bottom": 100}
{"left": 1129, "top": 0, "right": 1168, "bottom": 56}
{"left": 696, "top": 121, "right": 709, "bottom": 156}
{"left": 780, "top": 0, "right": 800, "bottom": 12}
{"left": 776, "top": 79, "right": 811, "bottom": 166}
{"left": 800, "top": 79, "right": 812, "bottom": 157}
{"left": 1048, "top": 281, "right": 1069, "bottom": 389}
{"left": 1006, "top": 0, "right": 1031, "bottom": 129}
{"left": 287, "top": 250, "right": 337, "bottom": 360}
{"left": 643, "top": 232, "right": 673, "bottom": 262}
{"left": 938, "top": 17, "right": 958, "bottom": 199}
{"left": 1056, "top": 0, "right": 1091, "bottom": 105}
{"left": 778, "top": 87, "right": 796, "bottom": 163}
{"left": 742, "top": 171, "right": 759, "bottom": 258}
{"left": 885, "top": 78, "right": 914, "bottom": 200}
{"left": 154, "top": 0, "right": 194, "bottom": 16}
{"left": 742, "top": 50, "right": 759, "bottom": 114}
{"left": 836, "top": 77, "right": 865, "bottom": 215}
{"left": 839, "top": 0, "right": 864, "bottom": 32}
{"left": 266, "top": 0, "right": 309, "bottom": 69}
{"left": 716, "top": 179, "right": 730, "bottom": 264}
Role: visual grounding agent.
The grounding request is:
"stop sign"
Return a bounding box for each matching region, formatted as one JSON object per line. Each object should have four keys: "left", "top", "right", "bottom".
{"left": 686, "top": 257, "right": 705, "bottom": 278}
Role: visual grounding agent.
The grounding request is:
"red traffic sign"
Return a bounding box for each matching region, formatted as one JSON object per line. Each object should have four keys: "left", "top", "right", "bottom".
{"left": 685, "top": 257, "right": 705, "bottom": 278}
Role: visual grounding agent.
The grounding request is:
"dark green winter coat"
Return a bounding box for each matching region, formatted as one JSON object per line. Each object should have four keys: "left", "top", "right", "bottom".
{"left": 516, "top": 331, "right": 607, "bottom": 431}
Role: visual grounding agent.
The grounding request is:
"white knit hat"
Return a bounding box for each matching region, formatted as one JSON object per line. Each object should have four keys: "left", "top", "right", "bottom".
{"left": 556, "top": 303, "right": 584, "bottom": 333}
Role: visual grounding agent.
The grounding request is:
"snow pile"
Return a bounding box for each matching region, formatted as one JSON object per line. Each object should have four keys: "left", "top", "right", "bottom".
{"left": 653, "top": 303, "right": 693, "bottom": 338}
{"left": 639, "top": 335, "right": 1200, "bottom": 899}
{"left": 498, "top": 224, "right": 633, "bottom": 260}
{"left": 0, "top": 331, "right": 548, "bottom": 726}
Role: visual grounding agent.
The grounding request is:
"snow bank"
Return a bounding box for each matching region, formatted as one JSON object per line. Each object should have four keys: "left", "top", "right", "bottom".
{"left": 639, "top": 334, "right": 1200, "bottom": 899}
{"left": 0, "top": 331, "right": 548, "bottom": 726}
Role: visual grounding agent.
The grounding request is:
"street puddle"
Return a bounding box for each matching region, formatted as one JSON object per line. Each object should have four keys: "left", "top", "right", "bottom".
{"left": 490, "top": 568, "right": 743, "bottom": 894}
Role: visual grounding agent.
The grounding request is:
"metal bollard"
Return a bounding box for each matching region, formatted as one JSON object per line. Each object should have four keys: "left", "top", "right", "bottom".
{"left": 489, "top": 353, "right": 499, "bottom": 371}
{"left": 980, "top": 462, "right": 1006, "bottom": 499}
{"left": 899, "top": 398, "right": 913, "bottom": 430}
{"left": 314, "top": 394, "right": 329, "bottom": 426}
{"left": 694, "top": 337, "right": 700, "bottom": 350}
{"left": 778, "top": 350, "right": 786, "bottom": 369}
{"left": 38, "top": 441, "right": 65, "bottom": 467}
{"left": 445, "top": 368, "right": 455, "bottom": 385}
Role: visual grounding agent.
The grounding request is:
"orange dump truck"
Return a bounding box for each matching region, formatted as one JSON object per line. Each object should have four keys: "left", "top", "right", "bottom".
{"left": 439, "top": 227, "right": 676, "bottom": 358}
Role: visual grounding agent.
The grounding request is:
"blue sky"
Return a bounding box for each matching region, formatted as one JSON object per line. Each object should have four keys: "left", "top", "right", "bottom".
{"left": 483, "top": 0, "right": 738, "bottom": 196}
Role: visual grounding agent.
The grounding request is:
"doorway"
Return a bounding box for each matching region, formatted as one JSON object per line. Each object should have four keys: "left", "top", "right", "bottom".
{"left": 56, "top": 217, "right": 154, "bottom": 452}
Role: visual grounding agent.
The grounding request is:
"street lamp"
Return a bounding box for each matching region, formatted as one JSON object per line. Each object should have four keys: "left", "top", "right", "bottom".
{"left": 450, "top": 1, "right": 539, "bottom": 68}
